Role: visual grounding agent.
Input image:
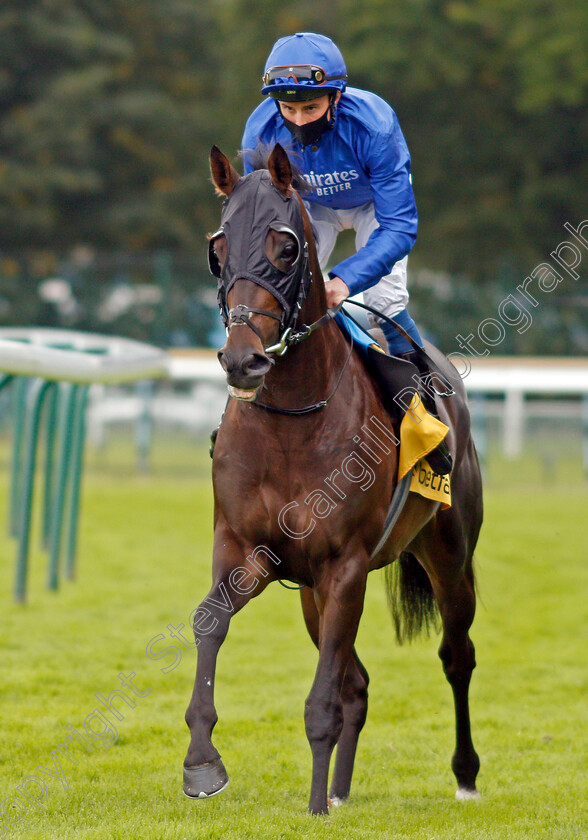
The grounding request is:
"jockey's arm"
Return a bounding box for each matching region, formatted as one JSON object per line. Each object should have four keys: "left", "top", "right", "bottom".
{"left": 328, "top": 128, "right": 418, "bottom": 297}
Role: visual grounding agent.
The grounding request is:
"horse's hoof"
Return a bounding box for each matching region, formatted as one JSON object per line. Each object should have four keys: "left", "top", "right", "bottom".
{"left": 328, "top": 795, "right": 347, "bottom": 808}
{"left": 183, "top": 757, "right": 229, "bottom": 799}
{"left": 455, "top": 787, "right": 480, "bottom": 801}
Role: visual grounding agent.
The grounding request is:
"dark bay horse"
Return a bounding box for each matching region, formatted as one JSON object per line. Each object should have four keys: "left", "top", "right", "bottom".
{"left": 183, "top": 143, "right": 483, "bottom": 815}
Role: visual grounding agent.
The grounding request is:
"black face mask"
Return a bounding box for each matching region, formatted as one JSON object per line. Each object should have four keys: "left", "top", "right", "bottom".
{"left": 209, "top": 170, "right": 310, "bottom": 331}
{"left": 282, "top": 105, "right": 333, "bottom": 147}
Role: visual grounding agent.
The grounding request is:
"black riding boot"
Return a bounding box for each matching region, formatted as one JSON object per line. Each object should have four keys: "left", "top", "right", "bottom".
{"left": 400, "top": 351, "right": 453, "bottom": 476}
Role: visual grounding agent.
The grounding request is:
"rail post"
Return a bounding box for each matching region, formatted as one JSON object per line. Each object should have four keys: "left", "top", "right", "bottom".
{"left": 0, "top": 328, "right": 169, "bottom": 603}
{"left": 13, "top": 379, "right": 56, "bottom": 603}
{"left": 65, "top": 384, "right": 90, "bottom": 580}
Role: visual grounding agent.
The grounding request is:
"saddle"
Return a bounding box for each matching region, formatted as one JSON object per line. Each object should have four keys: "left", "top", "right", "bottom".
{"left": 334, "top": 312, "right": 453, "bottom": 476}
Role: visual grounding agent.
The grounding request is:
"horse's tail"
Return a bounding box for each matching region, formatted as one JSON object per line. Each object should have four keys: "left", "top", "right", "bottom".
{"left": 384, "top": 552, "right": 440, "bottom": 644}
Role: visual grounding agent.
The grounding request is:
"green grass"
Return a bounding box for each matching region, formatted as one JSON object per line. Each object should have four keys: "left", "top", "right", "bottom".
{"left": 0, "top": 444, "right": 587, "bottom": 839}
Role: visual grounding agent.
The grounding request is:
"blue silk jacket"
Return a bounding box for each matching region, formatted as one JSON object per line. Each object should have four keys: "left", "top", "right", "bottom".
{"left": 242, "top": 87, "right": 418, "bottom": 296}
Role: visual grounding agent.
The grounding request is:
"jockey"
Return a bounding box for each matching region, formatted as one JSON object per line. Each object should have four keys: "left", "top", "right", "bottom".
{"left": 242, "top": 32, "right": 452, "bottom": 473}
{"left": 242, "top": 31, "right": 421, "bottom": 358}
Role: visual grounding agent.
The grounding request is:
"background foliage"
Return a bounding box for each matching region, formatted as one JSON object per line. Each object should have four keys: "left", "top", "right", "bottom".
{"left": 0, "top": 0, "right": 586, "bottom": 350}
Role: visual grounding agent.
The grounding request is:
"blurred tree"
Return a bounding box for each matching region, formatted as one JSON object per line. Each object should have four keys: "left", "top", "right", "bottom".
{"left": 0, "top": 0, "right": 222, "bottom": 249}
{"left": 210, "top": 0, "right": 350, "bottom": 156}
{"left": 337, "top": 0, "right": 588, "bottom": 283}
{"left": 0, "top": 0, "right": 586, "bottom": 352}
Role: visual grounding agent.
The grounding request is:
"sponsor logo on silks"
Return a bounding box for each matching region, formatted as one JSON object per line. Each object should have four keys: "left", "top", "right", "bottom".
{"left": 302, "top": 169, "right": 360, "bottom": 197}
{"left": 410, "top": 459, "right": 452, "bottom": 508}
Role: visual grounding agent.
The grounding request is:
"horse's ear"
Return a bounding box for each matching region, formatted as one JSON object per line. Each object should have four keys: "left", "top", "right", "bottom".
{"left": 268, "top": 143, "right": 293, "bottom": 195}
{"left": 210, "top": 145, "right": 240, "bottom": 197}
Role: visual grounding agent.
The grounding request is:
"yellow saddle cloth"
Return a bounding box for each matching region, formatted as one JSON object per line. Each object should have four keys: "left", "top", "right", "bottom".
{"left": 398, "top": 392, "right": 452, "bottom": 508}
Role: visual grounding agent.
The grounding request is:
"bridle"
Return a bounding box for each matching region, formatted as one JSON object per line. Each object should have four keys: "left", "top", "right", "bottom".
{"left": 215, "top": 229, "right": 332, "bottom": 359}
{"left": 221, "top": 241, "right": 352, "bottom": 416}
{"left": 221, "top": 234, "right": 321, "bottom": 359}
{"left": 209, "top": 173, "right": 453, "bottom": 415}
{"left": 210, "top": 167, "right": 452, "bottom": 414}
{"left": 208, "top": 172, "right": 352, "bottom": 414}
{"left": 226, "top": 301, "right": 340, "bottom": 359}
{"left": 226, "top": 303, "right": 283, "bottom": 349}
{"left": 208, "top": 170, "right": 341, "bottom": 357}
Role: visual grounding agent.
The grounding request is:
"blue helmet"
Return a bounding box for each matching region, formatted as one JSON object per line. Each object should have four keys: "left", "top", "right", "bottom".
{"left": 261, "top": 32, "right": 348, "bottom": 101}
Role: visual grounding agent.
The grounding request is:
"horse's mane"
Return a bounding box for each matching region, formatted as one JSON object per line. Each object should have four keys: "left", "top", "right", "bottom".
{"left": 239, "top": 144, "right": 314, "bottom": 195}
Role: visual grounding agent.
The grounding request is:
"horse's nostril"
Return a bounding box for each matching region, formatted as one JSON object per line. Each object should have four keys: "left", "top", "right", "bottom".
{"left": 241, "top": 353, "right": 272, "bottom": 377}
{"left": 217, "top": 348, "right": 232, "bottom": 373}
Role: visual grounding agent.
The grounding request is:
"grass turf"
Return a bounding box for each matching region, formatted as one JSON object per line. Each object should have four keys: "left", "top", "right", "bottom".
{"left": 0, "top": 444, "right": 587, "bottom": 839}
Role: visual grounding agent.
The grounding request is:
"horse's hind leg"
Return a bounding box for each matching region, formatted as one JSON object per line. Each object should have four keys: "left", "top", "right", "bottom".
{"left": 432, "top": 559, "right": 480, "bottom": 799}
{"left": 300, "top": 587, "right": 369, "bottom": 806}
{"left": 300, "top": 561, "right": 369, "bottom": 814}
{"left": 329, "top": 653, "right": 369, "bottom": 805}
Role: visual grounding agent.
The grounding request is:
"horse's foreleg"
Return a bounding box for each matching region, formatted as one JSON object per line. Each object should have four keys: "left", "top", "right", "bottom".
{"left": 433, "top": 566, "right": 480, "bottom": 799}
{"left": 183, "top": 538, "right": 271, "bottom": 799}
{"left": 304, "top": 560, "right": 368, "bottom": 815}
{"left": 299, "top": 587, "right": 369, "bottom": 807}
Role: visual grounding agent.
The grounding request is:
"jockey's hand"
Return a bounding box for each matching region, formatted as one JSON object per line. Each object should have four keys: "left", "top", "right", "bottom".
{"left": 325, "top": 276, "right": 349, "bottom": 309}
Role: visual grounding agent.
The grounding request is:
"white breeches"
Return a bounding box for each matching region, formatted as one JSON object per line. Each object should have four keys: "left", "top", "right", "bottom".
{"left": 305, "top": 200, "right": 410, "bottom": 322}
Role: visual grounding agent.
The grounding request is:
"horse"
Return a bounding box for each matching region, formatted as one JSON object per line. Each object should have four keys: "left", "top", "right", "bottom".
{"left": 183, "top": 143, "right": 483, "bottom": 815}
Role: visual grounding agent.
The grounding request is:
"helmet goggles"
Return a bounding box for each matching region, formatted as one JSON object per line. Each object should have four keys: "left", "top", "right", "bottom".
{"left": 263, "top": 64, "right": 345, "bottom": 86}
{"left": 262, "top": 63, "right": 347, "bottom": 100}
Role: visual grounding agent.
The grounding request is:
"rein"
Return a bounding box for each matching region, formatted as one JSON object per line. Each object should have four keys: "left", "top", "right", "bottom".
{"left": 227, "top": 289, "right": 457, "bottom": 416}
{"left": 264, "top": 306, "right": 339, "bottom": 356}
{"left": 342, "top": 300, "right": 455, "bottom": 398}
{"left": 253, "top": 328, "right": 354, "bottom": 416}
{"left": 226, "top": 300, "right": 351, "bottom": 416}
{"left": 228, "top": 291, "right": 456, "bottom": 417}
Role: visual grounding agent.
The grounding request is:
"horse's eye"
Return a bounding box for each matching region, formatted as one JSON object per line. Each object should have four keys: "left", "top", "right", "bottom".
{"left": 214, "top": 238, "right": 226, "bottom": 260}
{"left": 282, "top": 240, "right": 297, "bottom": 260}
